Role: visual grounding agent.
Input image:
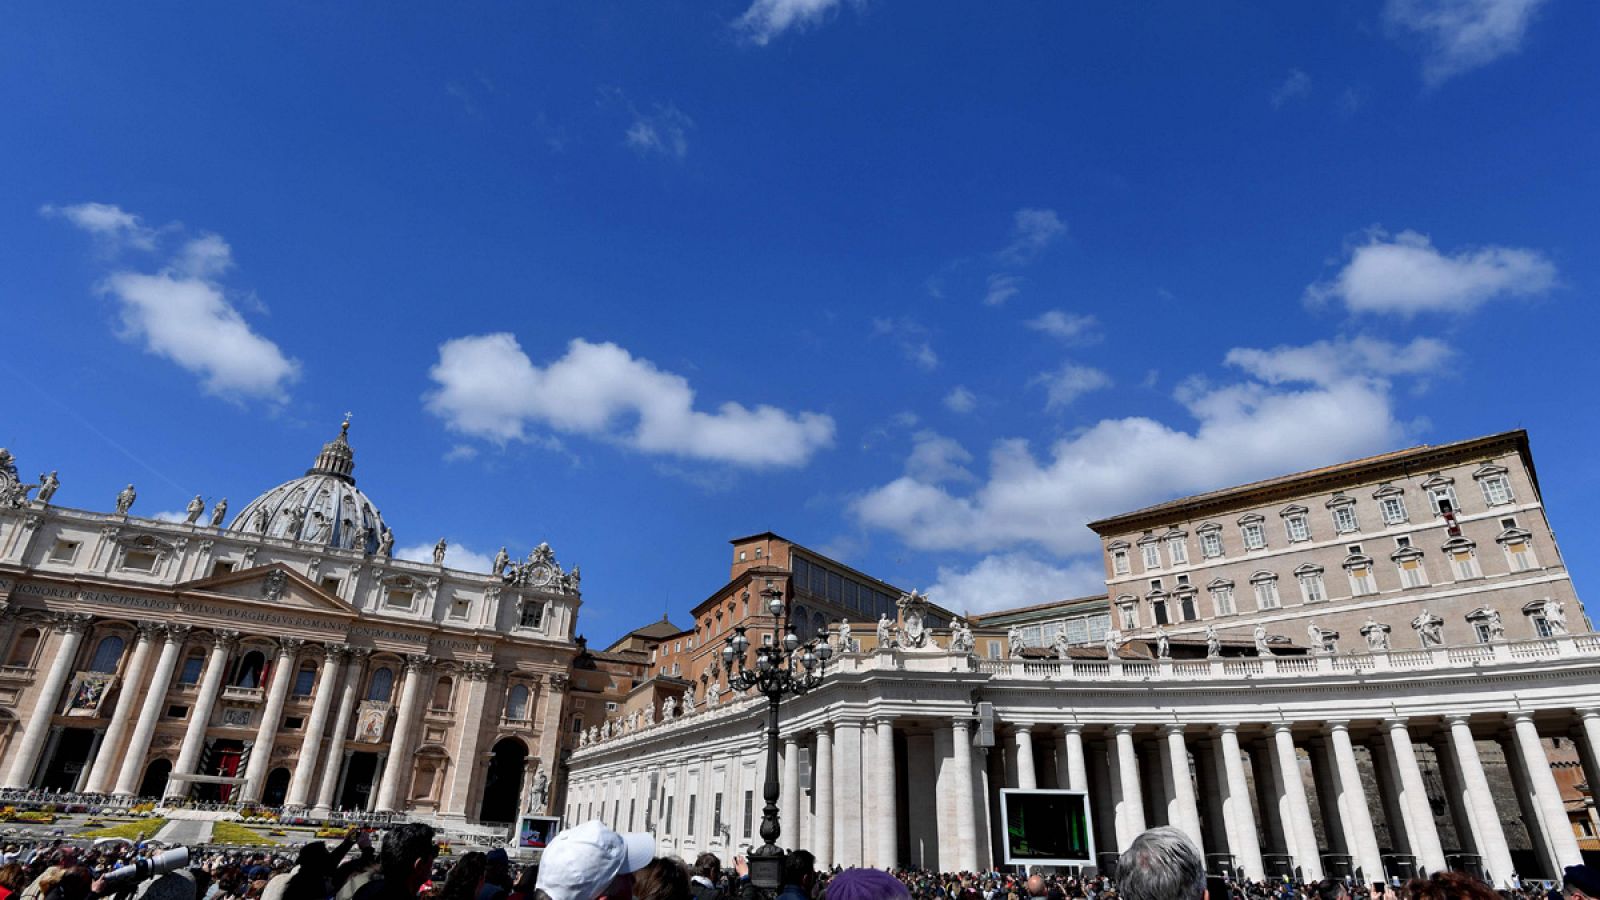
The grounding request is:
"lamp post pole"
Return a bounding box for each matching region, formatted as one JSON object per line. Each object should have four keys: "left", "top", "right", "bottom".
{"left": 724, "top": 581, "right": 833, "bottom": 893}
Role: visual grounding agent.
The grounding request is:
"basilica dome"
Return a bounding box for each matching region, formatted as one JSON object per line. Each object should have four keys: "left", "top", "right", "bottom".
{"left": 229, "top": 418, "right": 389, "bottom": 554}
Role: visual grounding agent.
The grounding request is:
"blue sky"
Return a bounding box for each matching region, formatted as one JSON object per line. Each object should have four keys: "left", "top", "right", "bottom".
{"left": 2, "top": 1, "right": 1596, "bottom": 645}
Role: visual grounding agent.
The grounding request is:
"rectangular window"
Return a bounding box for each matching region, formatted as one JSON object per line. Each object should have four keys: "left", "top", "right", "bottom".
{"left": 1505, "top": 540, "right": 1538, "bottom": 572}
{"left": 630, "top": 798, "right": 637, "bottom": 830}
{"left": 1211, "top": 586, "right": 1236, "bottom": 617}
{"left": 1141, "top": 543, "right": 1162, "bottom": 570}
{"left": 987, "top": 640, "right": 1000, "bottom": 659}
{"left": 211, "top": 561, "right": 236, "bottom": 577}
{"left": 1450, "top": 548, "right": 1482, "bottom": 580}
{"left": 292, "top": 667, "right": 316, "bottom": 696}
{"left": 1119, "top": 603, "right": 1138, "bottom": 630}
{"left": 284, "top": 715, "right": 304, "bottom": 729}
{"left": 1427, "top": 485, "right": 1459, "bottom": 516}
{"left": 1285, "top": 515, "right": 1310, "bottom": 543}
{"left": 1166, "top": 537, "right": 1188, "bottom": 565}
{"left": 47, "top": 540, "right": 80, "bottom": 564}
{"left": 572, "top": 716, "right": 584, "bottom": 733}
{"left": 166, "top": 704, "right": 188, "bottom": 719}
{"left": 713, "top": 793, "right": 723, "bottom": 837}
{"left": 1065, "top": 617, "right": 1089, "bottom": 644}
{"left": 743, "top": 791, "right": 754, "bottom": 838}
{"left": 1481, "top": 476, "right": 1513, "bottom": 506}
{"left": 122, "top": 550, "right": 158, "bottom": 572}
{"left": 1253, "top": 579, "right": 1280, "bottom": 610}
{"left": 687, "top": 796, "right": 697, "bottom": 834}
{"left": 1533, "top": 615, "right": 1554, "bottom": 638}
{"left": 1473, "top": 621, "right": 1492, "bottom": 644}
{"left": 1087, "top": 613, "right": 1110, "bottom": 642}
{"left": 1112, "top": 549, "right": 1130, "bottom": 575}
{"left": 178, "top": 657, "right": 204, "bottom": 685}
{"left": 320, "top": 576, "right": 343, "bottom": 595}
{"left": 1200, "top": 530, "right": 1223, "bottom": 559}
{"left": 1380, "top": 495, "right": 1408, "bottom": 525}
{"left": 386, "top": 589, "right": 416, "bottom": 610}
{"left": 1241, "top": 522, "right": 1266, "bottom": 550}
{"left": 1398, "top": 557, "right": 1428, "bottom": 589}
{"left": 1152, "top": 600, "right": 1169, "bottom": 626}
{"left": 1332, "top": 505, "right": 1359, "bottom": 534}
{"left": 1298, "top": 572, "right": 1325, "bottom": 604}
{"left": 449, "top": 597, "right": 471, "bottom": 619}
{"left": 665, "top": 796, "right": 674, "bottom": 834}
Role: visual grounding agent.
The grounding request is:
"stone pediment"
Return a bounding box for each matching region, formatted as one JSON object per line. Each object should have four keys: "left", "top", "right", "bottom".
{"left": 178, "top": 563, "right": 357, "bottom": 617}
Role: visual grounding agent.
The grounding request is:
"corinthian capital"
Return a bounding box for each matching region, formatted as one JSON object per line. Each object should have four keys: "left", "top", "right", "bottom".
{"left": 278, "top": 637, "right": 306, "bottom": 655}
{"left": 164, "top": 624, "right": 194, "bottom": 641}
{"left": 404, "top": 653, "right": 436, "bottom": 673}
{"left": 213, "top": 629, "right": 242, "bottom": 649}
{"left": 55, "top": 613, "right": 94, "bottom": 634}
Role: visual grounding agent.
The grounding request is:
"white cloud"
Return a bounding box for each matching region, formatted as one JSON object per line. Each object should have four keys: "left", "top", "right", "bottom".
{"left": 1384, "top": 0, "right": 1547, "bottom": 85}
{"left": 1271, "top": 68, "right": 1313, "bottom": 108}
{"left": 40, "top": 202, "right": 157, "bottom": 250}
{"left": 443, "top": 444, "right": 480, "bottom": 463}
{"left": 1225, "top": 336, "right": 1453, "bottom": 386}
{"left": 1306, "top": 228, "right": 1556, "bottom": 316}
{"left": 424, "top": 334, "right": 835, "bottom": 468}
{"left": 625, "top": 103, "right": 693, "bottom": 160}
{"left": 1031, "top": 363, "right": 1112, "bottom": 410}
{"left": 1025, "top": 310, "right": 1099, "bottom": 344}
{"left": 943, "top": 386, "right": 977, "bottom": 414}
{"left": 872, "top": 318, "right": 939, "bottom": 370}
{"left": 904, "top": 431, "right": 974, "bottom": 484}
{"left": 152, "top": 510, "right": 192, "bottom": 524}
{"left": 999, "top": 208, "right": 1066, "bottom": 264}
{"left": 734, "top": 0, "right": 846, "bottom": 45}
{"left": 853, "top": 338, "right": 1445, "bottom": 556}
{"left": 984, "top": 273, "right": 1022, "bottom": 307}
{"left": 930, "top": 553, "right": 1107, "bottom": 616}
{"left": 48, "top": 203, "right": 300, "bottom": 403}
{"left": 397, "top": 540, "right": 496, "bottom": 574}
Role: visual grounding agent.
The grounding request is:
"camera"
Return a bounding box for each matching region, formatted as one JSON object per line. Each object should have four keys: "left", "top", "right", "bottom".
{"left": 101, "top": 847, "right": 191, "bottom": 891}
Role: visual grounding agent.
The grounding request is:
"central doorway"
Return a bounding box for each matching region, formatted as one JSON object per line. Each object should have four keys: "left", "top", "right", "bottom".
{"left": 39, "top": 728, "right": 96, "bottom": 791}
{"left": 339, "top": 752, "right": 380, "bottom": 812}
{"left": 479, "top": 738, "right": 528, "bottom": 824}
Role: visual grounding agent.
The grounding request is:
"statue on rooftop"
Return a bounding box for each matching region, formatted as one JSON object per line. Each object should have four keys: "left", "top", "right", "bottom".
{"left": 184, "top": 494, "right": 204, "bottom": 523}
{"left": 210, "top": 497, "right": 228, "bottom": 527}
{"left": 115, "top": 483, "right": 137, "bottom": 515}
{"left": 493, "top": 547, "right": 510, "bottom": 577}
{"left": 433, "top": 538, "right": 448, "bottom": 566}
{"left": 1205, "top": 625, "right": 1221, "bottom": 659}
{"left": 377, "top": 526, "right": 394, "bottom": 557}
{"left": 36, "top": 471, "right": 60, "bottom": 505}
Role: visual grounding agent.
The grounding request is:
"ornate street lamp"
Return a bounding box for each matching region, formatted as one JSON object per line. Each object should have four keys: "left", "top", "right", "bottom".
{"left": 723, "top": 580, "right": 832, "bottom": 892}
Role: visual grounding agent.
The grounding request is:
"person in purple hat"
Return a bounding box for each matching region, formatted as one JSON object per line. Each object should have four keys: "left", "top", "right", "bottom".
{"left": 825, "top": 868, "right": 911, "bottom": 900}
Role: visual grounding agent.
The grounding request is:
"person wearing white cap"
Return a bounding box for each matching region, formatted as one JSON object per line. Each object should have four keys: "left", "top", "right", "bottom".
{"left": 535, "top": 821, "right": 655, "bottom": 900}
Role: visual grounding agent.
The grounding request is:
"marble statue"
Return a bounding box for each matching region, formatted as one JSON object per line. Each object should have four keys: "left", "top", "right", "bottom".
{"left": 707, "top": 681, "right": 722, "bottom": 707}
{"left": 643, "top": 706, "right": 654, "bottom": 727}
{"left": 682, "top": 691, "right": 696, "bottom": 714}
{"left": 1008, "top": 625, "right": 1027, "bottom": 658}
{"left": 1485, "top": 609, "right": 1506, "bottom": 642}
{"left": 115, "top": 483, "right": 137, "bottom": 515}
{"left": 1361, "top": 618, "right": 1392, "bottom": 651}
{"left": 627, "top": 711, "right": 639, "bottom": 731}
{"left": 36, "top": 472, "right": 59, "bottom": 505}
{"left": 0, "top": 450, "right": 30, "bottom": 508}
{"left": 377, "top": 526, "right": 394, "bottom": 557}
{"left": 1104, "top": 629, "right": 1121, "bottom": 661}
{"left": 1412, "top": 609, "right": 1445, "bottom": 647}
{"left": 1253, "top": 624, "right": 1270, "bottom": 657}
{"left": 286, "top": 505, "right": 307, "bottom": 535}
{"left": 1205, "top": 624, "right": 1221, "bottom": 659}
{"left": 253, "top": 507, "right": 270, "bottom": 534}
{"left": 1053, "top": 626, "right": 1071, "bottom": 660}
{"left": 877, "top": 614, "right": 895, "bottom": 650}
{"left": 529, "top": 771, "right": 549, "bottom": 811}
{"left": 578, "top": 729, "right": 589, "bottom": 748}
{"left": 896, "top": 590, "right": 931, "bottom": 649}
{"left": 661, "top": 696, "right": 676, "bottom": 721}
{"left": 949, "top": 617, "right": 976, "bottom": 654}
{"left": 493, "top": 547, "right": 510, "bottom": 577}
{"left": 433, "top": 538, "right": 448, "bottom": 566}
{"left": 184, "top": 494, "right": 204, "bottom": 523}
{"left": 1155, "top": 627, "right": 1170, "bottom": 660}
{"left": 210, "top": 498, "right": 228, "bottom": 527}
{"left": 836, "top": 619, "right": 853, "bottom": 653}
{"left": 1308, "top": 621, "right": 1325, "bottom": 653}
{"left": 1547, "top": 599, "right": 1569, "bottom": 635}
{"left": 351, "top": 524, "right": 371, "bottom": 552}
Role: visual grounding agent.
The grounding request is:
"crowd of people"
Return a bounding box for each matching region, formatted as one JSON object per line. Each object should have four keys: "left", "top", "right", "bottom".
{"left": 0, "top": 821, "right": 1586, "bottom": 900}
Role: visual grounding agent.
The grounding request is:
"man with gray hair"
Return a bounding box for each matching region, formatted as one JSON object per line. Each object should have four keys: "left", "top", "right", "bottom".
{"left": 1115, "top": 826, "right": 1207, "bottom": 900}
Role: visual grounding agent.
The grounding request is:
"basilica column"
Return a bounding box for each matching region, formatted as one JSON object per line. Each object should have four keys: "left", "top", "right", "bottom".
{"left": 1271, "top": 723, "right": 1323, "bottom": 880}
{"left": 242, "top": 638, "right": 303, "bottom": 803}
{"left": 1112, "top": 724, "right": 1147, "bottom": 849}
{"left": 1327, "top": 722, "right": 1383, "bottom": 882}
{"left": 1382, "top": 714, "right": 1446, "bottom": 871}
{"left": 949, "top": 718, "right": 979, "bottom": 873}
{"left": 168, "top": 629, "right": 240, "bottom": 799}
{"left": 780, "top": 736, "right": 801, "bottom": 850}
{"left": 813, "top": 727, "right": 835, "bottom": 869}
{"left": 284, "top": 644, "right": 347, "bottom": 809}
{"left": 1508, "top": 712, "right": 1583, "bottom": 869}
{"left": 312, "top": 648, "right": 367, "bottom": 817}
{"left": 1214, "top": 725, "right": 1264, "bottom": 880}
{"left": 1013, "top": 724, "right": 1038, "bottom": 790}
{"left": 3, "top": 614, "right": 91, "bottom": 789}
{"left": 375, "top": 654, "right": 431, "bottom": 813}
{"left": 834, "top": 719, "right": 863, "bottom": 866}
{"left": 1573, "top": 710, "right": 1600, "bottom": 838}
{"left": 443, "top": 662, "right": 493, "bottom": 819}
{"left": 83, "top": 623, "right": 159, "bottom": 793}
{"left": 1445, "top": 715, "right": 1515, "bottom": 886}
{"left": 114, "top": 626, "right": 189, "bottom": 796}
{"left": 1163, "top": 725, "right": 1203, "bottom": 849}
{"left": 875, "top": 718, "right": 898, "bottom": 868}
{"left": 1057, "top": 725, "right": 1087, "bottom": 791}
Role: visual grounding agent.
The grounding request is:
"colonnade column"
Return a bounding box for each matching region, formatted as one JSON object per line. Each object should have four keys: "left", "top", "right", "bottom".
{"left": 1271, "top": 723, "right": 1323, "bottom": 880}
{"left": 374, "top": 654, "right": 430, "bottom": 813}
{"left": 1445, "top": 715, "right": 1515, "bottom": 886}
{"left": 284, "top": 645, "right": 348, "bottom": 809}
{"left": 1013, "top": 724, "right": 1038, "bottom": 789}
{"left": 443, "top": 662, "right": 493, "bottom": 819}
{"left": 1163, "top": 725, "right": 1203, "bottom": 849}
{"left": 1381, "top": 719, "right": 1446, "bottom": 874}
{"left": 1326, "top": 722, "right": 1383, "bottom": 881}
{"left": 3, "top": 613, "right": 90, "bottom": 788}
{"left": 114, "top": 625, "right": 189, "bottom": 795}
{"left": 1508, "top": 712, "right": 1583, "bottom": 869}
{"left": 242, "top": 638, "right": 303, "bottom": 802}
{"left": 950, "top": 718, "right": 979, "bottom": 873}
{"left": 875, "top": 719, "right": 898, "bottom": 869}
{"left": 1210, "top": 726, "right": 1263, "bottom": 879}
{"left": 1058, "top": 725, "right": 1087, "bottom": 791}
{"left": 813, "top": 726, "right": 835, "bottom": 869}
{"left": 780, "top": 736, "right": 800, "bottom": 849}
{"left": 83, "top": 623, "right": 158, "bottom": 794}
{"left": 167, "top": 629, "right": 240, "bottom": 799}
{"left": 834, "top": 719, "right": 863, "bottom": 867}
{"left": 1111, "top": 724, "right": 1147, "bottom": 850}
{"left": 311, "top": 648, "right": 367, "bottom": 817}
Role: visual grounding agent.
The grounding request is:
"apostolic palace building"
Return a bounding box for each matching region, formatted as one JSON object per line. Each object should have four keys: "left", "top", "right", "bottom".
{"left": 3, "top": 424, "right": 1600, "bottom": 887}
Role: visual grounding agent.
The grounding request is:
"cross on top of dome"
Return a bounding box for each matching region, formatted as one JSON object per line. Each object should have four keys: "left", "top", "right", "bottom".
{"left": 307, "top": 414, "right": 357, "bottom": 483}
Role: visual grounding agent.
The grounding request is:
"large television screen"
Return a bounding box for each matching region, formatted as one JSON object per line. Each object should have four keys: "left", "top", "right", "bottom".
{"left": 516, "top": 816, "right": 563, "bottom": 850}
{"left": 999, "top": 789, "right": 1095, "bottom": 866}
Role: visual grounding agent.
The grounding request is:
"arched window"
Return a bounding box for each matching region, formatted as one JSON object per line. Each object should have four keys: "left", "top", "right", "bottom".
{"left": 367, "top": 667, "right": 395, "bottom": 702}
{"left": 507, "top": 684, "right": 530, "bottom": 720}
{"left": 233, "top": 650, "right": 267, "bottom": 688}
{"left": 5, "top": 628, "right": 40, "bottom": 668}
{"left": 178, "top": 652, "right": 205, "bottom": 685}
{"left": 431, "top": 676, "right": 454, "bottom": 711}
{"left": 89, "top": 635, "right": 126, "bottom": 674}
{"left": 292, "top": 663, "right": 317, "bottom": 697}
